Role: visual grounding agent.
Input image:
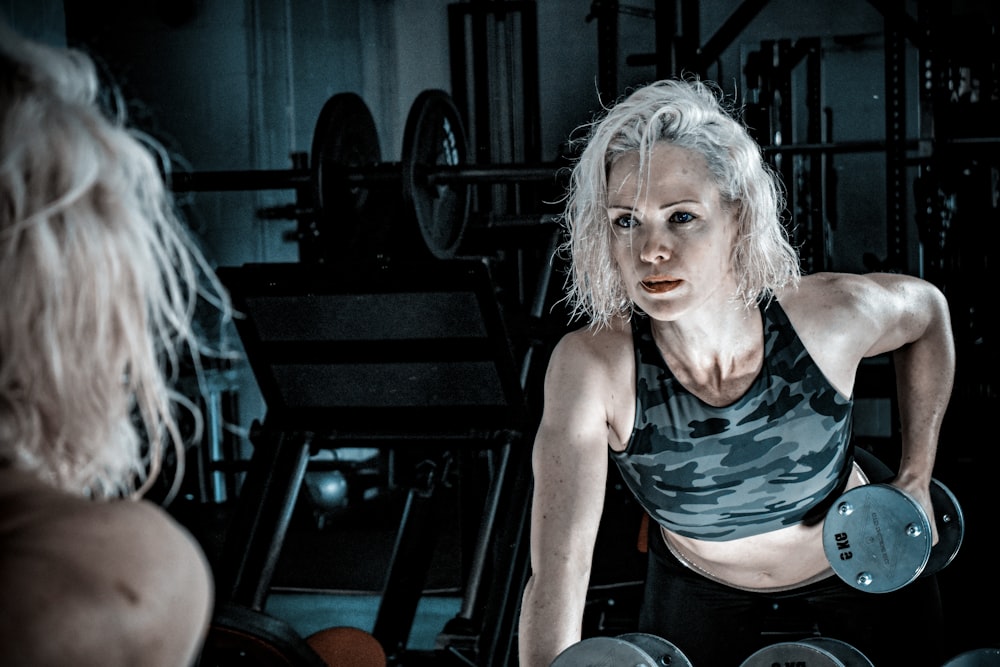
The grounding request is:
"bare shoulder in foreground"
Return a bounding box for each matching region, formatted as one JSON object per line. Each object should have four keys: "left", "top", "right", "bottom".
{"left": 0, "top": 468, "right": 214, "bottom": 667}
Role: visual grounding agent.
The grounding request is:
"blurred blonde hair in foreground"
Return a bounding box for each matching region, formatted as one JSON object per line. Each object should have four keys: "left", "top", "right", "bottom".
{"left": 0, "top": 21, "right": 232, "bottom": 501}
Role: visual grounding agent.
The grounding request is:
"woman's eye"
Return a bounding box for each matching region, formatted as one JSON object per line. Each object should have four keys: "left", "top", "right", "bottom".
{"left": 612, "top": 213, "right": 638, "bottom": 228}
{"left": 670, "top": 211, "right": 695, "bottom": 224}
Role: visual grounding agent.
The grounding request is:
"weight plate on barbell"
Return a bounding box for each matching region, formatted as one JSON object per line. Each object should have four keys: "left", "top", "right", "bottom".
{"left": 401, "top": 89, "right": 470, "bottom": 260}
{"left": 311, "top": 91, "right": 381, "bottom": 239}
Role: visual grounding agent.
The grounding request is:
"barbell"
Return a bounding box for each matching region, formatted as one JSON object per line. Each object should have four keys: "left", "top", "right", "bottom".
{"left": 170, "top": 89, "right": 564, "bottom": 260}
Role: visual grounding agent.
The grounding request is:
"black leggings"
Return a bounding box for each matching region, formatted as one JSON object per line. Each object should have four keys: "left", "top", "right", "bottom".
{"left": 638, "top": 449, "right": 946, "bottom": 667}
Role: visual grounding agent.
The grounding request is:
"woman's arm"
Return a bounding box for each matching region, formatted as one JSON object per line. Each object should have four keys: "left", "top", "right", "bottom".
{"left": 518, "top": 331, "right": 620, "bottom": 667}
{"left": 788, "top": 272, "right": 956, "bottom": 534}
{"left": 862, "top": 274, "right": 955, "bottom": 522}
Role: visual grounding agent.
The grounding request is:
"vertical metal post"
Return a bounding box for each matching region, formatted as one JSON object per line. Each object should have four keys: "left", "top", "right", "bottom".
{"left": 654, "top": 0, "right": 677, "bottom": 79}
{"left": 805, "top": 38, "right": 827, "bottom": 272}
{"left": 915, "top": 0, "right": 940, "bottom": 283}
{"left": 520, "top": 4, "right": 542, "bottom": 162}
{"left": 372, "top": 452, "right": 454, "bottom": 661}
{"left": 218, "top": 426, "right": 313, "bottom": 611}
{"left": 884, "top": 6, "right": 908, "bottom": 271}
{"left": 596, "top": 0, "right": 619, "bottom": 104}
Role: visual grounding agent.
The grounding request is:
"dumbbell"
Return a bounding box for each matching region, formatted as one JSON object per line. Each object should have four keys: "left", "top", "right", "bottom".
{"left": 822, "top": 478, "right": 964, "bottom": 593}
{"left": 740, "top": 637, "right": 874, "bottom": 667}
{"left": 941, "top": 648, "right": 1000, "bottom": 666}
{"left": 552, "top": 634, "right": 999, "bottom": 667}
{"left": 742, "top": 641, "right": 1000, "bottom": 667}
{"left": 550, "top": 632, "right": 693, "bottom": 667}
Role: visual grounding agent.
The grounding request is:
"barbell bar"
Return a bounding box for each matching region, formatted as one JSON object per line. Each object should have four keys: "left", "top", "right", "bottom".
{"left": 174, "top": 88, "right": 978, "bottom": 261}
{"left": 170, "top": 89, "right": 565, "bottom": 260}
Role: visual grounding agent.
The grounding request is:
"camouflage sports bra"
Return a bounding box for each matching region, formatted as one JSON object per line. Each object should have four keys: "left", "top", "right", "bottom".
{"left": 610, "top": 299, "right": 854, "bottom": 541}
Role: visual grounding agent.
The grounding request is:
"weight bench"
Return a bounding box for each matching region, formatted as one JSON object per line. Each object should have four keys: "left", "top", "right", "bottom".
{"left": 210, "top": 257, "right": 536, "bottom": 666}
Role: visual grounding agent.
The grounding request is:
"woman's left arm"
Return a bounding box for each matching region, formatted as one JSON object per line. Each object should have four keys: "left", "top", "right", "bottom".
{"left": 787, "top": 272, "right": 956, "bottom": 537}
{"left": 861, "top": 274, "right": 956, "bottom": 491}
{"left": 854, "top": 274, "right": 956, "bottom": 541}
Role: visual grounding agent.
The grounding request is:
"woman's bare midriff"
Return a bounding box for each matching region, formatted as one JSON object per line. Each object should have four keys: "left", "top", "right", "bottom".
{"left": 660, "top": 463, "right": 869, "bottom": 592}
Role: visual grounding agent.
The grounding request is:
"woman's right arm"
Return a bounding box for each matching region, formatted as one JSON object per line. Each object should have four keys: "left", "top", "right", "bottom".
{"left": 517, "top": 331, "right": 616, "bottom": 667}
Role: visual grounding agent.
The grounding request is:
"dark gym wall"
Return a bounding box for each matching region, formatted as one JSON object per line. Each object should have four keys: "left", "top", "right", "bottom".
{"left": 5, "top": 0, "right": 992, "bottom": 460}
{"left": 6, "top": 0, "right": 921, "bottom": 273}
{"left": 3, "top": 0, "right": 985, "bottom": 498}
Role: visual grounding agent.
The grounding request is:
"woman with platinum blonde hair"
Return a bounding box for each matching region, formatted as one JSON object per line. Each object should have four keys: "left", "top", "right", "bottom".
{"left": 0, "top": 23, "right": 230, "bottom": 667}
{"left": 561, "top": 78, "right": 798, "bottom": 329}
{"left": 519, "top": 78, "right": 954, "bottom": 666}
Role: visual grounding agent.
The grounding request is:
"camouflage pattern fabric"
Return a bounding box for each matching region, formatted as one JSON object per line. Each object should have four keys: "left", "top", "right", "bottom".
{"left": 611, "top": 300, "right": 854, "bottom": 541}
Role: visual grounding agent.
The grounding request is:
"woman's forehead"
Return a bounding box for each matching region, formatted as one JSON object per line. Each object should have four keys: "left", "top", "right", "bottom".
{"left": 607, "top": 144, "right": 713, "bottom": 197}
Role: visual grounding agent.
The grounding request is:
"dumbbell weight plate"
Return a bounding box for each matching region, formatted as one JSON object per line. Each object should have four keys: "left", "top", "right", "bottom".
{"left": 550, "top": 636, "right": 660, "bottom": 667}
{"left": 401, "top": 89, "right": 471, "bottom": 260}
{"left": 941, "top": 648, "right": 1000, "bottom": 666}
{"left": 922, "top": 478, "right": 965, "bottom": 577}
{"left": 740, "top": 637, "right": 874, "bottom": 667}
{"left": 802, "top": 638, "right": 875, "bottom": 666}
{"left": 822, "top": 483, "right": 932, "bottom": 593}
{"left": 617, "top": 632, "right": 694, "bottom": 666}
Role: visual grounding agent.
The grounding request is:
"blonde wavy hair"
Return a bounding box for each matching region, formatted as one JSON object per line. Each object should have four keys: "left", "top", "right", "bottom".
{"left": 0, "top": 25, "right": 230, "bottom": 499}
{"left": 560, "top": 78, "right": 800, "bottom": 330}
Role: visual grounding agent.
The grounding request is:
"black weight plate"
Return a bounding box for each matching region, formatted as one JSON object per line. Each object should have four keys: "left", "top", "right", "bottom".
{"left": 310, "top": 92, "right": 381, "bottom": 240}
{"left": 922, "top": 478, "right": 965, "bottom": 576}
{"left": 401, "top": 89, "right": 470, "bottom": 259}
{"left": 199, "top": 603, "right": 328, "bottom": 667}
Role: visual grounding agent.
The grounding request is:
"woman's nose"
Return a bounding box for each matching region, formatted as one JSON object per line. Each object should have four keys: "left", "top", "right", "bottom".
{"left": 639, "top": 227, "right": 671, "bottom": 263}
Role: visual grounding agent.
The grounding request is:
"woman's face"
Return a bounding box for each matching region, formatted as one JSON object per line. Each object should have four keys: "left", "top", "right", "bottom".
{"left": 606, "top": 142, "right": 739, "bottom": 321}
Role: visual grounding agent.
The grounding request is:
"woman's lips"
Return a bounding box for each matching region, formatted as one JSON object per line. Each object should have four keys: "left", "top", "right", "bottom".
{"left": 640, "top": 277, "right": 683, "bottom": 294}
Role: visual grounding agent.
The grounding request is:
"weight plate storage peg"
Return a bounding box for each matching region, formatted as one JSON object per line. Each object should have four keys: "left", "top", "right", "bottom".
{"left": 822, "top": 483, "right": 933, "bottom": 593}
{"left": 400, "top": 88, "right": 471, "bottom": 260}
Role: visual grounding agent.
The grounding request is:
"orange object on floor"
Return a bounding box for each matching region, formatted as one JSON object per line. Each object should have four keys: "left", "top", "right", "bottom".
{"left": 306, "top": 626, "right": 387, "bottom": 667}
{"left": 638, "top": 512, "right": 649, "bottom": 553}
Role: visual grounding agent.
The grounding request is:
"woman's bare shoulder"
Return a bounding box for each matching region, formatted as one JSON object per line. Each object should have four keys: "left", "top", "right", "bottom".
{"left": 552, "top": 317, "right": 633, "bottom": 362}
{"left": 0, "top": 469, "right": 213, "bottom": 665}
{"left": 1, "top": 469, "right": 199, "bottom": 554}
